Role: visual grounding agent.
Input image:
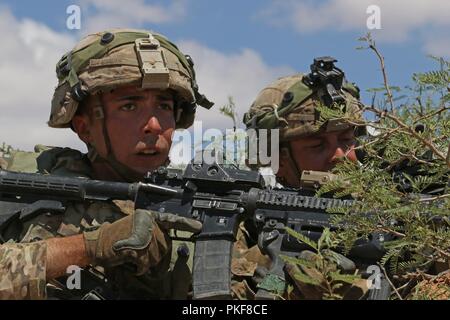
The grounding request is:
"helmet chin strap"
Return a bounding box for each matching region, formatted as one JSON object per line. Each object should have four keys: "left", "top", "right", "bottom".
{"left": 88, "top": 94, "right": 162, "bottom": 182}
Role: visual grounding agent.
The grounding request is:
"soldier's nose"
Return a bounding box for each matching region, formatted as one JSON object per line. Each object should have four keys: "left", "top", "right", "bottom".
{"left": 143, "top": 116, "right": 162, "bottom": 135}
{"left": 330, "top": 147, "right": 346, "bottom": 163}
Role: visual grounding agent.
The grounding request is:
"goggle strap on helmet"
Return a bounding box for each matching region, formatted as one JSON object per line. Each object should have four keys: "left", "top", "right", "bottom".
{"left": 59, "top": 32, "right": 149, "bottom": 86}
{"left": 58, "top": 32, "right": 152, "bottom": 101}
{"left": 247, "top": 79, "right": 314, "bottom": 129}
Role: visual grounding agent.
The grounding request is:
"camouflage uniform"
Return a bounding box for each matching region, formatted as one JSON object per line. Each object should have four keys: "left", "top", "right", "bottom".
{"left": 1, "top": 146, "right": 191, "bottom": 299}
{"left": 0, "top": 242, "right": 47, "bottom": 299}
{"left": 0, "top": 29, "right": 212, "bottom": 299}
{"left": 232, "top": 58, "right": 368, "bottom": 299}
{"left": 0, "top": 159, "right": 7, "bottom": 170}
{"left": 1, "top": 146, "right": 48, "bottom": 300}
{"left": 0, "top": 144, "right": 12, "bottom": 170}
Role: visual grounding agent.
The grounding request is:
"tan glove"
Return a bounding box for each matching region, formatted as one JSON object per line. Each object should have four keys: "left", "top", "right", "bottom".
{"left": 83, "top": 209, "right": 202, "bottom": 275}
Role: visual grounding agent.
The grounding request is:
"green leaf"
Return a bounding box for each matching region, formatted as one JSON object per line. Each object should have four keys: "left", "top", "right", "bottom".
{"left": 329, "top": 271, "right": 361, "bottom": 284}
{"left": 280, "top": 254, "right": 316, "bottom": 269}
{"left": 257, "top": 274, "right": 287, "bottom": 295}
{"left": 285, "top": 227, "right": 318, "bottom": 251}
{"left": 317, "top": 228, "right": 331, "bottom": 251}
{"left": 293, "top": 271, "right": 322, "bottom": 286}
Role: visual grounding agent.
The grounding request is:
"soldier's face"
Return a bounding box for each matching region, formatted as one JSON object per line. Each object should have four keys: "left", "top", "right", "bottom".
{"left": 278, "top": 128, "right": 357, "bottom": 186}
{"left": 75, "top": 86, "right": 176, "bottom": 175}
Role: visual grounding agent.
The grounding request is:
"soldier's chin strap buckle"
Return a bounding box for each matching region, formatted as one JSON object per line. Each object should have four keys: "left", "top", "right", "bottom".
{"left": 135, "top": 34, "right": 170, "bottom": 89}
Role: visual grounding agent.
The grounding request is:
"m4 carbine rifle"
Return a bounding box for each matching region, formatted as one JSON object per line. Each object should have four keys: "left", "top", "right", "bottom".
{"left": 0, "top": 162, "right": 390, "bottom": 300}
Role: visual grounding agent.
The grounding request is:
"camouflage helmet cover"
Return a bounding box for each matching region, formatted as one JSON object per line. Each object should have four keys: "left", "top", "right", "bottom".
{"left": 243, "top": 73, "right": 365, "bottom": 141}
{"left": 49, "top": 28, "right": 212, "bottom": 130}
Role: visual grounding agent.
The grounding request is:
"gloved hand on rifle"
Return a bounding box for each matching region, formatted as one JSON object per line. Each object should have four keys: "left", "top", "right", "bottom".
{"left": 83, "top": 209, "right": 202, "bottom": 275}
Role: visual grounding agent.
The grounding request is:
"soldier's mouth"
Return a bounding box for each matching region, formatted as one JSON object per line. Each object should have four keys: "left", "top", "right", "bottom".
{"left": 135, "top": 140, "right": 160, "bottom": 156}
{"left": 137, "top": 150, "right": 159, "bottom": 156}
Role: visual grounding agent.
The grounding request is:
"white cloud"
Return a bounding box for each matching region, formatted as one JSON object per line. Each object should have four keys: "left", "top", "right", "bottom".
{"left": 260, "top": 0, "right": 450, "bottom": 56}
{"left": 423, "top": 33, "right": 450, "bottom": 58}
{"left": 177, "top": 40, "right": 294, "bottom": 130}
{"left": 0, "top": 8, "right": 84, "bottom": 152}
{"left": 79, "top": 0, "right": 187, "bottom": 34}
{"left": 0, "top": 7, "right": 294, "bottom": 154}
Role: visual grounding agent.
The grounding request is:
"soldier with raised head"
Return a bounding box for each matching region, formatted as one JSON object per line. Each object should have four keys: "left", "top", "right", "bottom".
{"left": 231, "top": 57, "right": 367, "bottom": 299}
{"left": 0, "top": 28, "right": 212, "bottom": 299}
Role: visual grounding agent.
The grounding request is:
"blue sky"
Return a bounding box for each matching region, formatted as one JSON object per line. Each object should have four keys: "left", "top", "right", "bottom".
{"left": 1, "top": 0, "right": 449, "bottom": 154}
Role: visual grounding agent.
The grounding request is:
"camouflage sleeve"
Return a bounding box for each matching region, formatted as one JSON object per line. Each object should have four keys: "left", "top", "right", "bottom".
{"left": 0, "top": 157, "right": 8, "bottom": 169}
{"left": 0, "top": 242, "right": 47, "bottom": 300}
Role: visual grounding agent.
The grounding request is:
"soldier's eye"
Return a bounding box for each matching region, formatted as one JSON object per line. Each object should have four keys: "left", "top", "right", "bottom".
{"left": 120, "top": 104, "right": 137, "bottom": 112}
{"left": 159, "top": 103, "right": 173, "bottom": 111}
{"left": 309, "top": 143, "right": 323, "bottom": 149}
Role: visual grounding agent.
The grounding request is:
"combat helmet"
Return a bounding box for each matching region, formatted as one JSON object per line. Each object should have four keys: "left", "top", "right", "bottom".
{"left": 49, "top": 29, "right": 213, "bottom": 180}
{"left": 50, "top": 28, "right": 213, "bottom": 129}
{"left": 243, "top": 57, "right": 366, "bottom": 186}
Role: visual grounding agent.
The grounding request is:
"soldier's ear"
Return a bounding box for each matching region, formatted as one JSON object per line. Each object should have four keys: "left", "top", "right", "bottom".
{"left": 275, "top": 150, "right": 290, "bottom": 177}
{"left": 278, "top": 147, "right": 290, "bottom": 168}
{"left": 276, "top": 145, "right": 303, "bottom": 188}
{"left": 72, "top": 114, "right": 92, "bottom": 144}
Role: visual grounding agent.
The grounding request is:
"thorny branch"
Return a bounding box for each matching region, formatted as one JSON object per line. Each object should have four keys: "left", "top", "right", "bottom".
{"left": 368, "top": 42, "right": 395, "bottom": 114}
{"left": 364, "top": 106, "right": 448, "bottom": 166}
